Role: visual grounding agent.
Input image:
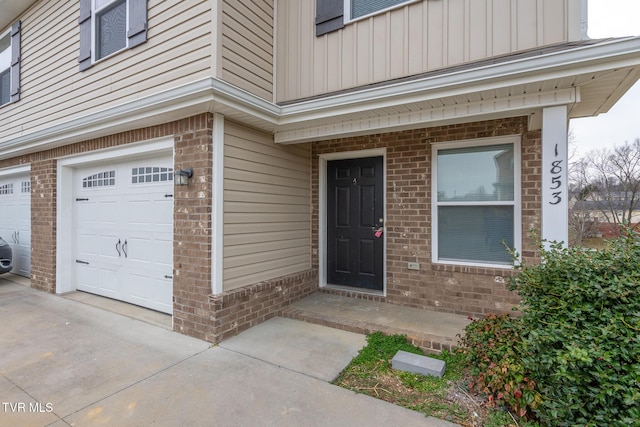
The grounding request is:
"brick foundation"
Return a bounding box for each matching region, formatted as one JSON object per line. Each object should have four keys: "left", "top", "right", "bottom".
{"left": 208, "top": 269, "right": 318, "bottom": 343}
{"left": 312, "top": 117, "right": 541, "bottom": 318}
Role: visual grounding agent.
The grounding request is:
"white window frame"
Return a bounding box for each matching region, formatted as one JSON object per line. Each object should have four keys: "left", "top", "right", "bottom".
{"left": 0, "top": 30, "right": 11, "bottom": 106}
{"left": 92, "top": 0, "right": 130, "bottom": 63}
{"left": 431, "top": 135, "right": 522, "bottom": 269}
{"left": 343, "top": 0, "right": 420, "bottom": 23}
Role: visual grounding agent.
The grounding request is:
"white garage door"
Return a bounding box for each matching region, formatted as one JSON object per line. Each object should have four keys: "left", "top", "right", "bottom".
{"left": 0, "top": 173, "right": 31, "bottom": 277}
{"left": 74, "top": 158, "right": 174, "bottom": 314}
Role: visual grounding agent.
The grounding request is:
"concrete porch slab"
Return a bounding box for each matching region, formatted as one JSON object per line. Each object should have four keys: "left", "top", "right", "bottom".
{"left": 281, "top": 293, "right": 472, "bottom": 353}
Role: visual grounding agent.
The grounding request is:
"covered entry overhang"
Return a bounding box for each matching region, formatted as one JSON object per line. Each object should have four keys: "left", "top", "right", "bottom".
{"left": 2, "top": 37, "right": 639, "bottom": 159}
{"left": 269, "top": 37, "right": 640, "bottom": 143}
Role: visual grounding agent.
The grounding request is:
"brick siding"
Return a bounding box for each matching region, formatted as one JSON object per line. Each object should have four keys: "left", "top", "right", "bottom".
{"left": 312, "top": 117, "right": 542, "bottom": 317}
{"left": 208, "top": 269, "right": 317, "bottom": 343}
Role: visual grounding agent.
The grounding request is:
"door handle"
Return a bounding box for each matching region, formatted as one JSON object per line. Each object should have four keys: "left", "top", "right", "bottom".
{"left": 122, "top": 239, "right": 128, "bottom": 258}
{"left": 116, "top": 239, "right": 121, "bottom": 257}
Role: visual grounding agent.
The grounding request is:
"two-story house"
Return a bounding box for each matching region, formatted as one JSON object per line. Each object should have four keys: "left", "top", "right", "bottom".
{"left": 1, "top": 0, "right": 639, "bottom": 343}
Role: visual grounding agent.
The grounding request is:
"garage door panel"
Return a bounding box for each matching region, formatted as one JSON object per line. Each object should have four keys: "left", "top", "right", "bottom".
{"left": 76, "top": 201, "right": 120, "bottom": 228}
{"left": 77, "top": 233, "right": 121, "bottom": 259}
{"left": 74, "top": 158, "right": 174, "bottom": 314}
{"left": 126, "top": 274, "right": 172, "bottom": 314}
{"left": 0, "top": 173, "right": 31, "bottom": 277}
{"left": 127, "top": 198, "right": 173, "bottom": 228}
{"left": 126, "top": 233, "right": 173, "bottom": 266}
{"left": 76, "top": 264, "right": 121, "bottom": 298}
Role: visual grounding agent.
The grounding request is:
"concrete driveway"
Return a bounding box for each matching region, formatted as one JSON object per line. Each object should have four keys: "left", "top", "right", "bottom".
{"left": 0, "top": 278, "right": 458, "bottom": 427}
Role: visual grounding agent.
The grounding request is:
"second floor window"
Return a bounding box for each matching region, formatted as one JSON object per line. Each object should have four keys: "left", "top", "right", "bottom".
{"left": 0, "top": 32, "right": 10, "bottom": 105}
{"left": 95, "top": 0, "right": 127, "bottom": 60}
{"left": 0, "top": 21, "right": 21, "bottom": 106}
{"left": 348, "top": 0, "right": 414, "bottom": 21}
{"left": 316, "top": 0, "right": 417, "bottom": 36}
{"left": 78, "top": 0, "right": 148, "bottom": 71}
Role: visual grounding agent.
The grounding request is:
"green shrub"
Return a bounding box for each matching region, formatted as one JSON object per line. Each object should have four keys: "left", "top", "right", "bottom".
{"left": 459, "top": 313, "right": 540, "bottom": 418}
{"left": 509, "top": 230, "right": 640, "bottom": 426}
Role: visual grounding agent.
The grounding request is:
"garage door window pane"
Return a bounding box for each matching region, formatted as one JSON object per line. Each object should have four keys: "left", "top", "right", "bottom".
{"left": 132, "top": 167, "right": 174, "bottom": 184}
{"left": 438, "top": 206, "right": 514, "bottom": 264}
{"left": 83, "top": 171, "right": 116, "bottom": 188}
{"left": 0, "top": 183, "right": 13, "bottom": 195}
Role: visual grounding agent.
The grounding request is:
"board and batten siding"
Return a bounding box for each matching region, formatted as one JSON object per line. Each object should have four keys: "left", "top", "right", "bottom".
{"left": 0, "top": 0, "right": 214, "bottom": 143}
{"left": 223, "top": 122, "right": 311, "bottom": 291}
{"left": 221, "top": 0, "right": 274, "bottom": 101}
{"left": 276, "top": 0, "right": 584, "bottom": 102}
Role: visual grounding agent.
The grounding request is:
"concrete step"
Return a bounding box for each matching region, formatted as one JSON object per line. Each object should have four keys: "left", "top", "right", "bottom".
{"left": 280, "top": 292, "right": 471, "bottom": 354}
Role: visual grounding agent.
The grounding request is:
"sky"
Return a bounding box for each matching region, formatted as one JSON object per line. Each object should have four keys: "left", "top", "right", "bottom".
{"left": 569, "top": 0, "right": 640, "bottom": 157}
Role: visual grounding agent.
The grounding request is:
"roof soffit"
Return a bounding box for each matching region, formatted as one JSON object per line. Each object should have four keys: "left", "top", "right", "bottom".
{"left": 2, "top": 37, "right": 640, "bottom": 156}
{"left": 0, "top": 0, "right": 38, "bottom": 31}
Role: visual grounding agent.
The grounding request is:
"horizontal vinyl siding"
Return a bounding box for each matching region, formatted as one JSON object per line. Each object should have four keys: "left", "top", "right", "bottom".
{"left": 223, "top": 121, "right": 311, "bottom": 291}
{"left": 0, "top": 0, "right": 213, "bottom": 143}
{"left": 276, "top": 0, "right": 582, "bottom": 102}
{"left": 221, "top": 0, "right": 274, "bottom": 100}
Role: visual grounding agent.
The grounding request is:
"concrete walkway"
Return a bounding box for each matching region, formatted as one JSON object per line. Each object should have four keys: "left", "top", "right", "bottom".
{"left": 0, "top": 276, "right": 459, "bottom": 427}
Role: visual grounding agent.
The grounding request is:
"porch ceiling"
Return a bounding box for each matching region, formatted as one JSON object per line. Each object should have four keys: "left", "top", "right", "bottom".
{"left": 0, "top": 0, "right": 38, "bottom": 31}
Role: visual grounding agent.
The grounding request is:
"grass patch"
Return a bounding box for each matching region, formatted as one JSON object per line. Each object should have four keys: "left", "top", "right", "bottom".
{"left": 333, "top": 332, "right": 480, "bottom": 425}
{"left": 333, "top": 331, "right": 540, "bottom": 426}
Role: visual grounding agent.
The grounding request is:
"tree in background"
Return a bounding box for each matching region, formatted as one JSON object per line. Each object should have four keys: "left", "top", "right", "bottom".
{"left": 569, "top": 138, "right": 640, "bottom": 245}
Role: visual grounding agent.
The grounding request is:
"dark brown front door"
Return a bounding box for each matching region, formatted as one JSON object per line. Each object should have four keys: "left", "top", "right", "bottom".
{"left": 327, "top": 156, "right": 384, "bottom": 291}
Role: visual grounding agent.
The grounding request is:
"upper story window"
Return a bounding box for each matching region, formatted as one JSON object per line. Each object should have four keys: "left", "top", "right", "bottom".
{"left": 78, "top": 0, "right": 148, "bottom": 71}
{"left": 432, "top": 136, "right": 521, "bottom": 268}
{"left": 0, "top": 21, "right": 21, "bottom": 106}
{"left": 316, "top": 0, "right": 417, "bottom": 36}
{"left": 347, "top": 0, "right": 415, "bottom": 21}
{"left": 95, "top": 0, "right": 127, "bottom": 60}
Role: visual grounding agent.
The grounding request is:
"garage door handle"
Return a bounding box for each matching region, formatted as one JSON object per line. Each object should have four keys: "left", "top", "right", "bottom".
{"left": 122, "top": 239, "right": 128, "bottom": 258}
{"left": 116, "top": 239, "right": 121, "bottom": 257}
{"left": 75, "top": 259, "right": 89, "bottom": 265}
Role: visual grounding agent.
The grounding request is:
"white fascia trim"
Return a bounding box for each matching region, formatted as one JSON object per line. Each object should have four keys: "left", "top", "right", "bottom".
{"left": 0, "top": 164, "right": 30, "bottom": 176}
{"left": 275, "top": 87, "right": 580, "bottom": 144}
{"left": 0, "top": 78, "right": 281, "bottom": 159}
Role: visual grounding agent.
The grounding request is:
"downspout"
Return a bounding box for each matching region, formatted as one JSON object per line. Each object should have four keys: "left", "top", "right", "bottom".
{"left": 581, "top": 0, "right": 589, "bottom": 40}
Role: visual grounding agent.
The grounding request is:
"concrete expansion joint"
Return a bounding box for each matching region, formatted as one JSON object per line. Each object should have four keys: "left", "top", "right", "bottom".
{"left": 217, "top": 345, "right": 330, "bottom": 383}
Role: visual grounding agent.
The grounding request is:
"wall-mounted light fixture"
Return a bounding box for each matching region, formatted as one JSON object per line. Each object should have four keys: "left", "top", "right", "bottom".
{"left": 175, "top": 167, "right": 193, "bottom": 186}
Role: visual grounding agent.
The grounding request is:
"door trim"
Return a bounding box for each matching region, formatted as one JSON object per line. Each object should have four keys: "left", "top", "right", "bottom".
{"left": 319, "top": 148, "right": 386, "bottom": 295}
{"left": 56, "top": 138, "right": 174, "bottom": 295}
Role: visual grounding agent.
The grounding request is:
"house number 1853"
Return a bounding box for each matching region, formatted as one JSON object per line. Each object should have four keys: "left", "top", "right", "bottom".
{"left": 549, "top": 144, "right": 563, "bottom": 205}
